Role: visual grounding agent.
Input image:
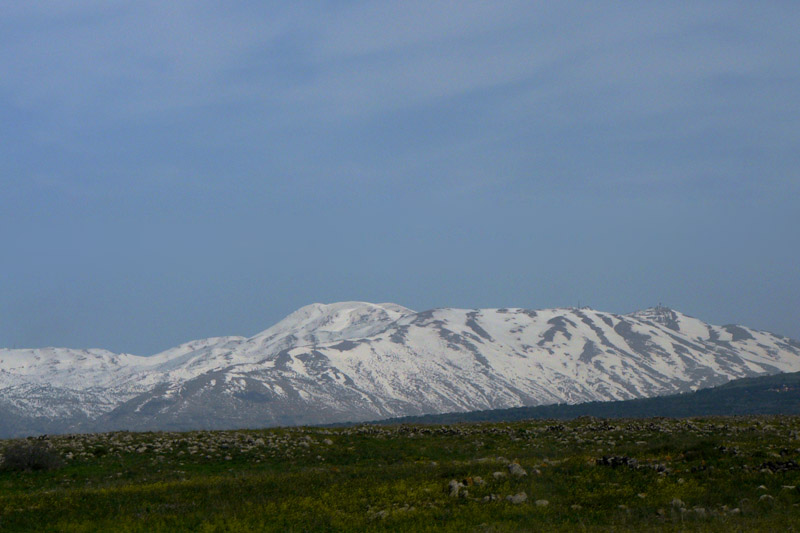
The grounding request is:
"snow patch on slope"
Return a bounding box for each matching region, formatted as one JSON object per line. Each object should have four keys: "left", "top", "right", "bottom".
{"left": 2, "top": 302, "right": 800, "bottom": 436}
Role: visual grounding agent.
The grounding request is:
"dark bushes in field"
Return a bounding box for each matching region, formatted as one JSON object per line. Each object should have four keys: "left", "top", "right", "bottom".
{"left": 1, "top": 440, "right": 63, "bottom": 472}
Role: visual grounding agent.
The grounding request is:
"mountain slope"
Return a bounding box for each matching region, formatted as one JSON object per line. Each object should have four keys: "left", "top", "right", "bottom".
{"left": 367, "top": 370, "right": 800, "bottom": 425}
{"left": 2, "top": 303, "right": 800, "bottom": 437}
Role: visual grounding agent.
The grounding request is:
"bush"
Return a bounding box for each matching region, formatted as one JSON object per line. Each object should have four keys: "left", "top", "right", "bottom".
{"left": 1, "top": 440, "right": 64, "bottom": 472}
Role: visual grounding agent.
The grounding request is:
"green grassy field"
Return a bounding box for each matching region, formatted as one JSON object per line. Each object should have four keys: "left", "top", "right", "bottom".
{"left": 2, "top": 416, "right": 800, "bottom": 531}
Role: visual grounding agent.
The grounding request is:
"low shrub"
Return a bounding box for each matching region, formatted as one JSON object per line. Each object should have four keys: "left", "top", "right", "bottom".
{"left": 1, "top": 440, "right": 64, "bottom": 472}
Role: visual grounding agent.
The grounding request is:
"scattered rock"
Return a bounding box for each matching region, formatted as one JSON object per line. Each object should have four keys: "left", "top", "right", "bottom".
{"left": 508, "top": 462, "right": 527, "bottom": 477}
{"left": 535, "top": 499, "right": 549, "bottom": 507}
{"left": 448, "top": 479, "right": 463, "bottom": 497}
{"left": 596, "top": 455, "right": 638, "bottom": 469}
{"left": 506, "top": 492, "right": 528, "bottom": 504}
{"left": 492, "top": 471, "right": 507, "bottom": 480}
{"left": 671, "top": 498, "right": 685, "bottom": 509}
{"left": 760, "top": 460, "right": 800, "bottom": 473}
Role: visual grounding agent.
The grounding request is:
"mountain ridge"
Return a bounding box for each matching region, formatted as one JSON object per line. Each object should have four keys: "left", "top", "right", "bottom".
{"left": 2, "top": 302, "right": 799, "bottom": 438}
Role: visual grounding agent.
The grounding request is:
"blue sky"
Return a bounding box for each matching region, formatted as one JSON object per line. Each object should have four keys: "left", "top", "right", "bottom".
{"left": 1, "top": 1, "right": 798, "bottom": 355}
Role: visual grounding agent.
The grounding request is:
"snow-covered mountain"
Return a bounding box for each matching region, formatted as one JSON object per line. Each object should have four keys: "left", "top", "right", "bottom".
{"left": 2, "top": 302, "right": 800, "bottom": 437}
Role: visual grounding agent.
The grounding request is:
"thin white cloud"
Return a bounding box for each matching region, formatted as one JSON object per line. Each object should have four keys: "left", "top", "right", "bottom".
{"left": 3, "top": 2, "right": 797, "bottom": 120}
{"left": 1, "top": 0, "right": 798, "bottom": 198}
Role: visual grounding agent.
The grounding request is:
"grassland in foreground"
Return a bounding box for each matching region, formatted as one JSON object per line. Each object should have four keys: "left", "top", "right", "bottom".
{"left": 2, "top": 416, "right": 800, "bottom": 531}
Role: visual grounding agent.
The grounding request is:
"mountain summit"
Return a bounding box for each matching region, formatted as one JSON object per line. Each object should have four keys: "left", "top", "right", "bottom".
{"left": 2, "top": 303, "right": 799, "bottom": 437}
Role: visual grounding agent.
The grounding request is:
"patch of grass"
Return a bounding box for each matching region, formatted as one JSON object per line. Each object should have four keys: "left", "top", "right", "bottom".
{"left": 1, "top": 416, "right": 800, "bottom": 531}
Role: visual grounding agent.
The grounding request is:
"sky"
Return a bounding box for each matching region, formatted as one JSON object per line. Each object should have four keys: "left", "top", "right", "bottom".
{"left": 1, "top": 1, "right": 798, "bottom": 355}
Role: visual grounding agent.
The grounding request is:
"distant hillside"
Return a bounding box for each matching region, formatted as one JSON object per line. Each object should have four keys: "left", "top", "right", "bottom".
{"left": 3, "top": 302, "right": 800, "bottom": 438}
{"left": 371, "top": 371, "right": 800, "bottom": 425}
